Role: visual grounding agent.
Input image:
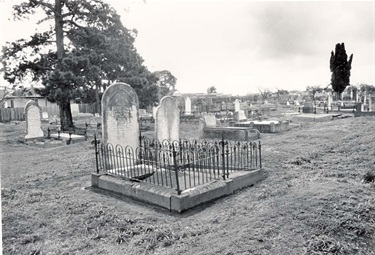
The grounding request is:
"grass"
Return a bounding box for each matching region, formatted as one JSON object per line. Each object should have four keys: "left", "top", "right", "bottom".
{"left": 1, "top": 115, "right": 375, "bottom": 254}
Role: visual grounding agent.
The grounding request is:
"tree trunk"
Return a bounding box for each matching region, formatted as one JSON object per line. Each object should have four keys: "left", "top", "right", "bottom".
{"left": 59, "top": 99, "right": 74, "bottom": 130}
{"left": 55, "top": 0, "right": 64, "bottom": 61}
{"left": 55, "top": 0, "right": 74, "bottom": 130}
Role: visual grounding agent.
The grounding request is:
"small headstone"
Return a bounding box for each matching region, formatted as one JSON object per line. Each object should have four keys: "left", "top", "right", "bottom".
{"left": 185, "top": 97, "right": 192, "bottom": 115}
{"left": 233, "top": 110, "right": 247, "bottom": 122}
{"left": 234, "top": 99, "right": 240, "bottom": 112}
{"left": 101, "top": 82, "right": 140, "bottom": 149}
{"left": 25, "top": 100, "right": 44, "bottom": 139}
{"left": 42, "top": 112, "right": 49, "bottom": 119}
{"left": 203, "top": 115, "right": 217, "bottom": 128}
{"left": 71, "top": 103, "right": 79, "bottom": 114}
{"left": 139, "top": 109, "right": 147, "bottom": 115}
{"left": 155, "top": 96, "right": 180, "bottom": 142}
{"left": 286, "top": 101, "right": 290, "bottom": 106}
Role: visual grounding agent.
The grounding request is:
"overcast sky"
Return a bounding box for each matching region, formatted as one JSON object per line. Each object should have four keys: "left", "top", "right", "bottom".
{"left": 1, "top": 0, "right": 374, "bottom": 95}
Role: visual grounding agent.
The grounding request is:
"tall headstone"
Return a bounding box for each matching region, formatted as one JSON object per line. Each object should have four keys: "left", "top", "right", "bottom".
{"left": 25, "top": 100, "right": 44, "bottom": 139}
{"left": 101, "top": 83, "right": 139, "bottom": 149}
{"left": 185, "top": 97, "right": 192, "bottom": 115}
{"left": 234, "top": 99, "right": 240, "bottom": 112}
{"left": 71, "top": 103, "right": 79, "bottom": 114}
{"left": 369, "top": 94, "right": 372, "bottom": 111}
{"left": 155, "top": 96, "right": 180, "bottom": 142}
{"left": 327, "top": 94, "right": 332, "bottom": 110}
{"left": 355, "top": 90, "right": 359, "bottom": 102}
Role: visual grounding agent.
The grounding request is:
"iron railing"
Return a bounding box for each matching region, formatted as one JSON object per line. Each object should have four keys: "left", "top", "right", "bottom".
{"left": 94, "top": 136, "right": 261, "bottom": 194}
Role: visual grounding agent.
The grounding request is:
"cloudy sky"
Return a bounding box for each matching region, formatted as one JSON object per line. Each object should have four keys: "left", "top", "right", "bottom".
{"left": 1, "top": 0, "right": 374, "bottom": 95}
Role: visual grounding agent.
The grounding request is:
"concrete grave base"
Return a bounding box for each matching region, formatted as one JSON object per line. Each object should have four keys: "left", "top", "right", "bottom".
{"left": 50, "top": 133, "right": 86, "bottom": 143}
{"left": 91, "top": 168, "right": 265, "bottom": 213}
{"left": 25, "top": 139, "right": 65, "bottom": 148}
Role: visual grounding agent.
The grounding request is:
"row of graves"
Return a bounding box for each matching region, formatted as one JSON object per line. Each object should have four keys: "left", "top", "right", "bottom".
{"left": 92, "top": 83, "right": 265, "bottom": 213}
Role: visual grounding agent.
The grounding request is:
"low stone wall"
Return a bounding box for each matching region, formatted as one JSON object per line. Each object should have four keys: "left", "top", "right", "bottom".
{"left": 354, "top": 111, "right": 375, "bottom": 117}
{"left": 202, "top": 127, "right": 261, "bottom": 140}
{"left": 92, "top": 168, "right": 265, "bottom": 213}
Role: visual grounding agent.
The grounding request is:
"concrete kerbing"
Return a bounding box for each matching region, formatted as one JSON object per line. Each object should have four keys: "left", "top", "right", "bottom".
{"left": 91, "top": 168, "right": 265, "bottom": 213}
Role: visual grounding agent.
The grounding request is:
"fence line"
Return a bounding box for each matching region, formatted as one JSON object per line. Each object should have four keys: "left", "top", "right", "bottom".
{"left": 0, "top": 108, "right": 25, "bottom": 122}
{"left": 94, "top": 137, "right": 262, "bottom": 194}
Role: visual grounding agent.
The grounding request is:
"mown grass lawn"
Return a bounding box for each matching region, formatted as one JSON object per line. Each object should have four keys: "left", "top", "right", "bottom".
{"left": 1, "top": 116, "right": 375, "bottom": 255}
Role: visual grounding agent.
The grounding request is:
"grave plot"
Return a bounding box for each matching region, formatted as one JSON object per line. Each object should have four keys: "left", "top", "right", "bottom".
{"left": 92, "top": 137, "right": 263, "bottom": 212}
{"left": 92, "top": 83, "right": 264, "bottom": 212}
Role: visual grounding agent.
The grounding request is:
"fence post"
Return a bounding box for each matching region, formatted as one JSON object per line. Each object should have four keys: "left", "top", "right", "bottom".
{"left": 172, "top": 144, "right": 181, "bottom": 195}
{"left": 258, "top": 141, "right": 262, "bottom": 169}
{"left": 221, "top": 134, "right": 226, "bottom": 180}
{"left": 94, "top": 134, "right": 99, "bottom": 173}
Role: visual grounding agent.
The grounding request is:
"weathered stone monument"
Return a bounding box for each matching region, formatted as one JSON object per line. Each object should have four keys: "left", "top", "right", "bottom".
{"left": 25, "top": 100, "right": 44, "bottom": 139}
{"left": 233, "top": 110, "right": 247, "bottom": 122}
{"left": 155, "top": 96, "right": 180, "bottom": 141}
{"left": 185, "top": 97, "right": 192, "bottom": 115}
{"left": 101, "top": 83, "right": 140, "bottom": 149}
{"left": 234, "top": 99, "right": 240, "bottom": 112}
{"left": 369, "top": 94, "right": 372, "bottom": 111}
{"left": 302, "top": 96, "right": 314, "bottom": 113}
{"left": 203, "top": 114, "right": 217, "bottom": 128}
{"left": 71, "top": 103, "right": 79, "bottom": 114}
{"left": 327, "top": 94, "right": 332, "bottom": 110}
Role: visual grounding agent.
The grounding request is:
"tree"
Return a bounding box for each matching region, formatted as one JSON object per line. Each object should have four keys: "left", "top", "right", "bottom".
{"left": 306, "top": 85, "right": 323, "bottom": 101}
{"left": 257, "top": 87, "right": 272, "bottom": 103}
{"left": 207, "top": 86, "right": 217, "bottom": 94}
{"left": 359, "top": 84, "right": 375, "bottom": 94}
{"left": 330, "top": 42, "right": 353, "bottom": 98}
{"left": 1, "top": 0, "right": 158, "bottom": 130}
{"left": 153, "top": 70, "right": 177, "bottom": 100}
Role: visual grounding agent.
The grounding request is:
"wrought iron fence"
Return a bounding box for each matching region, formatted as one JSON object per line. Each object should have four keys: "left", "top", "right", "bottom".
{"left": 94, "top": 136, "right": 261, "bottom": 194}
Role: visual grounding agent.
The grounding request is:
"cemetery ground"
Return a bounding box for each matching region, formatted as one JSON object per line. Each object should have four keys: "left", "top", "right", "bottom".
{"left": 1, "top": 115, "right": 375, "bottom": 255}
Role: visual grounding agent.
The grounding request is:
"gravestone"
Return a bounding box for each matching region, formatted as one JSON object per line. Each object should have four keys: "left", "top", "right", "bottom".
{"left": 203, "top": 115, "right": 217, "bottom": 128}
{"left": 101, "top": 82, "right": 140, "bottom": 149}
{"left": 286, "top": 101, "right": 290, "bottom": 106}
{"left": 42, "top": 112, "right": 49, "bottom": 120}
{"left": 302, "top": 96, "right": 314, "bottom": 113}
{"left": 327, "top": 94, "right": 332, "bottom": 110}
{"left": 25, "top": 100, "right": 44, "bottom": 139}
{"left": 233, "top": 110, "right": 247, "bottom": 122}
{"left": 71, "top": 103, "right": 79, "bottom": 114}
{"left": 155, "top": 96, "right": 180, "bottom": 141}
{"left": 234, "top": 99, "right": 240, "bottom": 112}
{"left": 369, "top": 94, "right": 372, "bottom": 111}
{"left": 185, "top": 97, "right": 192, "bottom": 115}
{"left": 139, "top": 109, "right": 147, "bottom": 116}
